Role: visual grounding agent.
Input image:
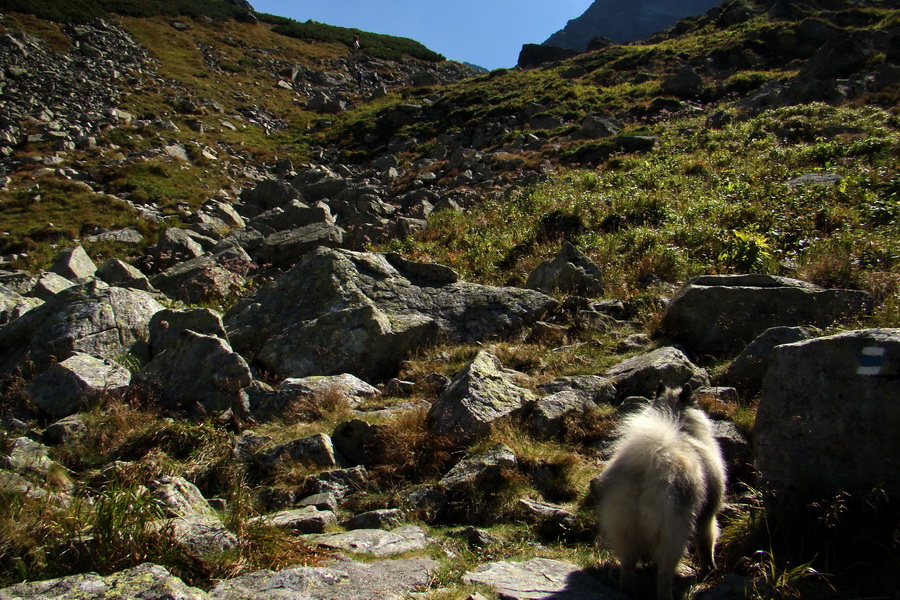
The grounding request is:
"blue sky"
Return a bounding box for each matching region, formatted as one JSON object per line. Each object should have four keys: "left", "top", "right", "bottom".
{"left": 250, "top": 1, "right": 595, "bottom": 70}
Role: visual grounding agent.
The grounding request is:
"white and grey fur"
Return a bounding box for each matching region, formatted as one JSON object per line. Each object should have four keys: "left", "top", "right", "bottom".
{"left": 591, "top": 384, "right": 726, "bottom": 600}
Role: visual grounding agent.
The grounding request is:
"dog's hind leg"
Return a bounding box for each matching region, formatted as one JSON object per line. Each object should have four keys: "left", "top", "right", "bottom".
{"left": 693, "top": 513, "right": 719, "bottom": 574}
{"left": 619, "top": 553, "right": 637, "bottom": 598}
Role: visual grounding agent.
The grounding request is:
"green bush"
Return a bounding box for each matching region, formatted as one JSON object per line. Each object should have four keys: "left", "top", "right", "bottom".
{"left": 0, "top": 0, "right": 243, "bottom": 22}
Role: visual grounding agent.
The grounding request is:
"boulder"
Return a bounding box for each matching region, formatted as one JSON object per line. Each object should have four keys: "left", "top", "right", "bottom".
{"left": 659, "top": 274, "right": 871, "bottom": 354}
{"left": 517, "top": 44, "right": 580, "bottom": 68}
{"left": 463, "top": 557, "right": 622, "bottom": 600}
{"left": 306, "top": 525, "right": 430, "bottom": 557}
{"left": 152, "top": 475, "right": 216, "bottom": 518}
{"left": 662, "top": 65, "right": 704, "bottom": 98}
{"left": 224, "top": 248, "right": 556, "bottom": 381}
{"left": 343, "top": 508, "right": 404, "bottom": 530}
{"left": 0, "top": 284, "right": 42, "bottom": 324}
{"left": 27, "top": 352, "right": 132, "bottom": 419}
{"left": 251, "top": 506, "right": 336, "bottom": 533}
{"left": 754, "top": 329, "right": 900, "bottom": 498}
{"left": 238, "top": 178, "right": 302, "bottom": 216}
{"left": 148, "top": 308, "right": 228, "bottom": 356}
{"left": 525, "top": 242, "right": 604, "bottom": 296}
{"left": 518, "top": 498, "right": 578, "bottom": 540}
{"left": 28, "top": 272, "right": 76, "bottom": 299}
{"left": 43, "top": 414, "right": 88, "bottom": 446}
{"left": 281, "top": 374, "right": 379, "bottom": 407}
{"left": 97, "top": 258, "right": 154, "bottom": 292}
{"left": 722, "top": 326, "right": 815, "bottom": 399}
{"left": 331, "top": 419, "right": 379, "bottom": 467}
{"left": 581, "top": 115, "right": 620, "bottom": 139}
{"left": 427, "top": 351, "right": 534, "bottom": 441}
{"left": 168, "top": 514, "right": 238, "bottom": 556}
{"left": 520, "top": 390, "right": 598, "bottom": 438}
{"left": 254, "top": 223, "right": 345, "bottom": 269}
{"left": 151, "top": 246, "right": 253, "bottom": 304}
{"left": 258, "top": 433, "right": 338, "bottom": 471}
{"left": 138, "top": 330, "right": 252, "bottom": 414}
{"left": 0, "top": 281, "right": 163, "bottom": 375}
{"left": 209, "top": 557, "right": 438, "bottom": 600}
{"left": 2, "top": 437, "right": 55, "bottom": 477}
{"left": 304, "top": 465, "right": 368, "bottom": 502}
{"left": 248, "top": 199, "right": 333, "bottom": 233}
{"left": 0, "top": 563, "right": 208, "bottom": 600}
{"left": 439, "top": 444, "right": 517, "bottom": 496}
{"left": 537, "top": 375, "right": 617, "bottom": 405}
{"left": 48, "top": 245, "right": 97, "bottom": 282}
{"left": 603, "top": 346, "right": 709, "bottom": 401}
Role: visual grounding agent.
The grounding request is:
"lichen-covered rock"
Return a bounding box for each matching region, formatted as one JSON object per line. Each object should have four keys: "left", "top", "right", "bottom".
{"left": 27, "top": 352, "right": 132, "bottom": 419}
{"left": 97, "top": 258, "right": 155, "bottom": 292}
{"left": 224, "top": 248, "right": 555, "bottom": 381}
{"left": 439, "top": 444, "right": 517, "bottom": 496}
{"left": 0, "top": 280, "right": 163, "bottom": 376}
{"left": 258, "top": 433, "right": 338, "bottom": 471}
{"left": 519, "top": 390, "right": 598, "bottom": 438}
{"left": 209, "top": 557, "right": 438, "bottom": 600}
{"left": 0, "top": 284, "right": 42, "bottom": 324}
{"left": 659, "top": 274, "right": 870, "bottom": 354}
{"left": 306, "top": 525, "right": 430, "bottom": 557}
{"left": 342, "top": 508, "right": 405, "bottom": 531}
{"left": 138, "top": 330, "right": 251, "bottom": 414}
{"left": 754, "top": 328, "right": 900, "bottom": 498}
{"left": 251, "top": 506, "right": 336, "bottom": 533}
{"left": 603, "top": 346, "right": 709, "bottom": 401}
{"left": 152, "top": 476, "right": 216, "bottom": 518}
{"left": 427, "top": 351, "right": 534, "bottom": 441}
{"left": 0, "top": 563, "right": 208, "bottom": 600}
{"left": 49, "top": 245, "right": 98, "bottom": 282}
{"left": 536, "top": 374, "right": 616, "bottom": 405}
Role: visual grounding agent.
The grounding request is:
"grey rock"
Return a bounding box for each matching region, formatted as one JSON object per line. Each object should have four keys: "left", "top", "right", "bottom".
{"left": 518, "top": 498, "right": 578, "bottom": 539}
{"left": 662, "top": 66, "right": 704, "bottom": 98}
{"left": 659, "top": 274, "right": 871, "bottom": 354}
{"left": 151, "top": 246, "right": 252, "bottom": 304}
{"left": 711, "top": 420, "right": 752, "bottom": 475}
{"left": 723, "top": 326, "right": 815, "bottom": 399}
{"left": 209, "top": 557, "right": 438, "bottom": 600}
{"left": 83, "top": 227, "right": 144, "bottom": 245}
{"left": 0, "top": 284, "right": 42, "bottom": 324}
{"left": 2, "top": 437, "right": 55, "bottom": 477}
{"left": 439, "top": 444, "right": 517, "bottom": 496}
{"left": 525, "top": 242, "right": 603, "bottom": 296}
{"left": 755, "top": 328, "right": 900, "bottom": 498}
{"left": 97, "top": 258, "right": 154, "bottom": 292}
{"left": 604, "top": 346, "right": 709, "bottom": 401}
{"left": 463, "top": 557, "right": 625, "bottom": 599}
{"left": 249, "top": 199, "right": 333, "bottom": 233}
{"left": 28, "top": 271, "right": 77, "bottom": 299}
{"left": 225, "top": 248, "right": 555, "bottom": 381}
{"left": 537, "top": 375, "right": 617, "bottom": 405}
{"left": 581, "top": 115, "right": 620, "bottom": 139}
{"left": 307, "top": 525, "right": 429, "bottom": 557}
{"left": 331, "top": 419, "right": 379, "bottom": 467}
{"left": 151, "top": 227, "right": 207, "bottom": 266}
{"left": 252, "top": 506, "right": 336, "bottom": 533}
{"left": 281, "top": 373, "right": 379, "bottom": 407}
{"left": 342, "top": 508, "right": 404, "bottom": 530}
{"left": 520, "top": 391, "right": 598, "bottom": 438}
{"left": 49, "top": 245, "right": 97, "bottom": 282}
{"left": 152, "top": 475, "right": 215, "bottom": 518}
{"left": 297, "top": 492, "right": 339, "bottom": 512}
{"left": 239, "top": 178, "right": 302, "bottom": 215}
{"left": 168, "top": 514, "right": 238, "bottom": 556}
{"left": 139, "top": 330, "right": 252, "bottom": 414}
{"left": 427, "top": 351, "right": 534, "bottom": 441}
{"left": 0, "top": 281, "right": 163, "bottom": 375}
{"left": 27, "top": 352, "right": 132, "bottom": 419}
{"left": 149, "top": 308, "right": 228, "bottom": 356}
{"left": 43, "top": 414, "right": 88, "bottom": 446}
{"left": 0, "top": 563, "right": 208, "bottom": 600}
{"left": 306, "top": 466, "right": 368, "bottom": 502}
{"left": 255, "top": 222, "right": 345, "bottom": 269}
{"left": 259, "top": 433, "right": 338, "bottom": 471}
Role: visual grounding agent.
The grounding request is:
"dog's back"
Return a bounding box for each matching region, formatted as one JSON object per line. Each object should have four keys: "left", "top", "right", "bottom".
{"left": 593, "top": 385, "right": 726, "bottom": 600}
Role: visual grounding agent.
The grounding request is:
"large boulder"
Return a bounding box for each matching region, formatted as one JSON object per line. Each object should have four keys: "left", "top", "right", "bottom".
{"left": 464, "top": 557, "right": 622, "bottom": 600}
{"left": 0, "top": 284, "right": 42, "bottom": 324}
{"left": 603, "top": 346, "right": 709, "bottom": 401}
{"left": 48, "top": 245, "right": 97, "bottom": 282}
{"left": 525, "top": 242, "right": 604, "bottom": 296}
{"left": 0, "top": 281, "right": 163, "bottom": 375}
{"left": 224, "top": 248, "right": 556, "bottom": 380}
{"left": 138, "top": 330, "right": 252, "bottom": 414}
{"left": 151, "top": 246, "right": 253, "bottom": 304}
{"left": 27, "top": 353, "right": 132, "bottom": 419}
{"left": 659, "top": 275, "right": 870, "bottom": 354}
{"left": 755, "top": 329, "right": 900, "bottom": 499}
{"left": 722, "top": 326, "right": 815, "bottom": 399}
{"left": 254, "top": 222, "right": 345, "bottom": 269}
{"left": 427, "top": 351, "right": 534, "bottom": 441}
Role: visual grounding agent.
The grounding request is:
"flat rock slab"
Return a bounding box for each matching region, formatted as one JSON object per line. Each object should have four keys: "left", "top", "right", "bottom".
{"left": 463, "top": 558, "right": 626, "bottom": 600}
{"left": 210, "top": 557, "right": 439, "bottom": 600}
{"left": 305, "top": 525, "right": 430, "bottom": 557}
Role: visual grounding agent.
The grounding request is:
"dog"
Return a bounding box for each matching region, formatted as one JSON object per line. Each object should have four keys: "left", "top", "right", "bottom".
{"left": 591, "top": 384, "right": 726, "bottom": 600}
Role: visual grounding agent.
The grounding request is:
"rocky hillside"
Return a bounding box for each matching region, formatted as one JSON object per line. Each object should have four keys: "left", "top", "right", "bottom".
{"left": 543, "top": 0, "right": 723, "bottom": 50}
{"left": 0, "top": 0, "right": 899, "bottom": 598}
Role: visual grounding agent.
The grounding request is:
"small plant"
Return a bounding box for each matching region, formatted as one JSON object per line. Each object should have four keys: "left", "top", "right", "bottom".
{"left": 719, "top": 228, "right": 772, "bottom": 272}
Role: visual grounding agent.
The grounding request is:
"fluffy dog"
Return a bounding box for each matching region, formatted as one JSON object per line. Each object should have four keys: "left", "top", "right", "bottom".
{"left": 592, "top": 384, "right": 726, "bottom": 600}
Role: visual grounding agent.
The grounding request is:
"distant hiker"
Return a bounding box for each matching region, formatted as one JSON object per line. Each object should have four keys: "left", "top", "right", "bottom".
{"left": 352, "top": 33, "right": 361, "bottom": 53}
